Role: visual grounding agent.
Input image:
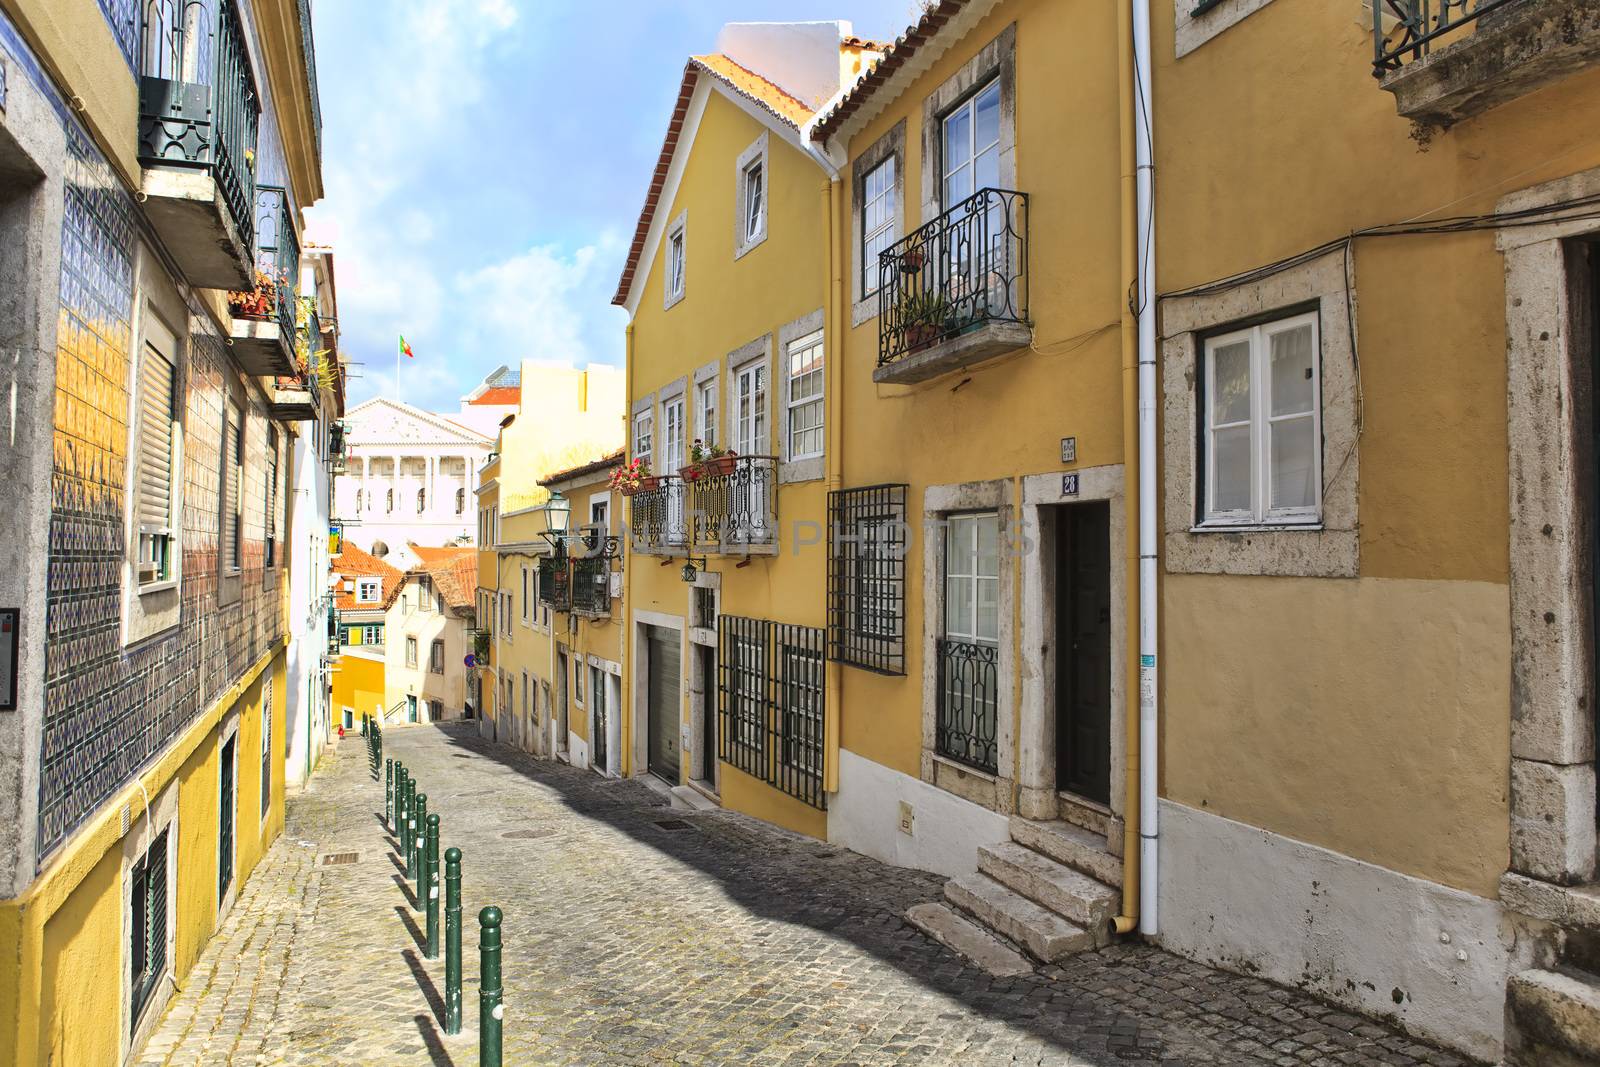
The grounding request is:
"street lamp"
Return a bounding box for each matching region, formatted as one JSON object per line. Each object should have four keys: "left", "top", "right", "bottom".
{"left": 546, "top": 490, "right": 572, "bottom": 540}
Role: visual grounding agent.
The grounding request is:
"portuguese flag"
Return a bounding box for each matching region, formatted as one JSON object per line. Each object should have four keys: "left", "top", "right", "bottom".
{"left": 399, "top": 335, "right": 414, "bottom": 359}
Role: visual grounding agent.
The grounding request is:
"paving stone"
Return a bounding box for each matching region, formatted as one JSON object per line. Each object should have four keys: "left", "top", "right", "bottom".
{"left": 134, "top": 725, "right": 1469, "bottom": 1066}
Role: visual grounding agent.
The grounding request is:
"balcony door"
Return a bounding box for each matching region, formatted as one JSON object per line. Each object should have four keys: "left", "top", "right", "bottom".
{"left": 663, "top": 397, "right": 686, "bottom": 545}
{"left": 733, "top": 364, "right": 769, "bottom": 543}
{"left": 941, "top": 79, "right": 1006, "bottom": 323}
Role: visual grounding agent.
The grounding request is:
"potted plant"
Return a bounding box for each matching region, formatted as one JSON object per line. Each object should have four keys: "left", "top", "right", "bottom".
{"left": 896, "top": 289, "right": 952, "bottom": 352}
{"left": 682, "top": 439, "right": 737, "bottom": 479}
{"left": 227, "top": 267, "right": 282, "bottom": 322}
{"left": 609, "top": 457, "right": 654, "bottom": 496}
{"left": 899, "top": 247, "right": 926, "bottom": 274}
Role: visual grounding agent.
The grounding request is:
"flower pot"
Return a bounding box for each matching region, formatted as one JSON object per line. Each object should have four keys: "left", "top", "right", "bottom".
{"left": 905, "top": 323, "right": 942, "bottom": 352}
{"left": 678, "top": 464, "right": 703, "bottom": 482}
{"left": 703, "top": 454, "right": 738, "bottom": 476}
{"left": 617, "top": 484, "right": 640, "bottom": 498}
{"left": 637, "top": 476, "right": 661, "bottom": 492}
{"left": 900, "top": 249, "right": 926, "bottom": 274}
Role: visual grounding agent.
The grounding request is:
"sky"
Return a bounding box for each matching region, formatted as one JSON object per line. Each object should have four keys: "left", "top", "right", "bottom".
{"left": 309, "top": 0, "right": 923, "bottom": 415}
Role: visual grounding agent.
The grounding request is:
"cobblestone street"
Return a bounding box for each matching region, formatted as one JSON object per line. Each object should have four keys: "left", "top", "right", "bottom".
{"left": 137, "top": 725, "right": 1470, "bottom": 1066}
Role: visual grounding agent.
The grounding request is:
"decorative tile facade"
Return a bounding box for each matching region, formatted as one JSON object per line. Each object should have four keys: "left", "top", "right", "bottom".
{"left": 93, "top": 0, "right": 139, "bottom": 71}
{"left": 31, "top": 60, "right": 286, "bottom": 863}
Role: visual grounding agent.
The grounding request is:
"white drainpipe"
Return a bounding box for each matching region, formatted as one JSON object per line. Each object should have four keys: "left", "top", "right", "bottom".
{"left": 1132, "top": 0, "right": 1160, "bottom": 936}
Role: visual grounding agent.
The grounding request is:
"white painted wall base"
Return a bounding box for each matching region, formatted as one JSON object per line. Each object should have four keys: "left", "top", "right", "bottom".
{"left": 568, "top": 730, "right": 589, "bottom": 771}
{"left": 830, "top": 748, "right": 1010, "bottom": 879}
{"left": 1156, "top": 799, "right": 1545, "bottom": 1061}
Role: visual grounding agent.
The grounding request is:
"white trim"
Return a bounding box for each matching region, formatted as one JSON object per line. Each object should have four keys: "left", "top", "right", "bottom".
{"left": 734, "top": 130, "right": 770, "bottom": 259}
{"left": 663, "top": 210, "right": 688, "bottom": 311}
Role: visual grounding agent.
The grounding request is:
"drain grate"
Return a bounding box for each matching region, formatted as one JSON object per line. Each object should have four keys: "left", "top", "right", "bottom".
{"left": 501, "top": 828, "right": 555, "bottom": 840}
{"left": 654, "top": 819, "right": 692, "bottom": 832}
{"left": 319, "top": 851, "right": 360, "bottom": 866}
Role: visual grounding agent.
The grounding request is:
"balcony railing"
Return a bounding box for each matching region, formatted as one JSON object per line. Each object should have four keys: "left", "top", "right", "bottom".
{"left": 1373, "top": 0, "right": 1516, "bottom": 74}
{"left": 628, "top": 476, "right": 687, "bottom": 552}
{"left": 876, "top": 188, "right": 1028, "bottom": 368}
{"left": 570, "top": 557, "right": 610, "bottom": 616}
{"left": 138, "top": 0, "right": 260, "bottom": 260}
{"left": 935, "top": 638, "right": 999, "bottom": 774}
{"left": 537, "top": 556, "right": 571, "bottom": 611}
{"left": 255, "top": 187, "right": 300, "bottom": 339}
{"left": 689, "top": 455, "right": 777, "bottom": 550}
{"left": 297, "top": 0, "right": 323, "bottom": 156}
{"left": 469, "top": 628, "right": 491, "bottom": 663}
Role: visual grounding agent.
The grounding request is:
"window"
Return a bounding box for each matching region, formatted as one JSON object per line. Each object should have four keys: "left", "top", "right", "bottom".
{"left": 696, "top": 378, "right": 718, "bottom": 449}
{"left": 430, "top": 639, "right": 444, "bottom": 674}
{"left": 742, "top": 160, "right": 765, "bottom": 243}
{"left": 135, "top": 321, "right": 179, "bottom": 586}
{"left": 942, "top": 79, "right": 1002, "bottom": 208}
{"left": 356, "top": 578, "right": 380, "bottom": 604}
{"left": 406, "top": 637, "right": 418, "bottom": 668}
{"left": 128, "top": 828, "right": 170, "bottom": 1032}
{"left": 456, "top": 487, "right": 465, "bottom": 514}
{"left": 260, "top": 675, "right": 272, "bottom": 819}
{"left": 665, "top": 215, "right": 687, "bottom": 307}
{"left": 357, "top": 488, "right": 364, "bottom": 513}
{"left": 417, "top": 488, "right": 426, "bottom": 514}
{"left": 264, "top": 427, "right": 278, "bottom": 568}
{"left": 218, "top": 734, "right": 236, "bottom": 901}
{"left": 716, "top": 617, "right": 826, "bottom": 809}
{"left": 225, "top": 397, "right": 244, "bottom": 573}
{"left": 1199, "top": 311, "right": 1321, "bottom": 526}
{"left": 828, "top": 484, "right": 908, "bottom": 674}
{"left": 591, "top": 498, "right": 608, "bottom": 531}
{"left": 633, "top": 411, "right": 653, "bottom": 470}
{"left": 734, "top": 363, "right": 767, "bottom": 456}
{"left": 501, "top": 592, "right": 512, "bottom": 636}
{"left": 861, "top": 156, "right": 897, "bottom": 296}
{"left": 945, "top": 513, "right": 1000, "bottom": 644}
{"left": 362, "top": 624, "right": 382, "bottom": 644}
{"left": 786, "top": 330, "right": 824, "bottom": 461}
{"left": 779, "top": 644, "right": 823, "bottom": 775}
{"left": 573, "top": 660, "right": 584, "bottom": 705}
{"left": 662, "top": 397, "right": 686, "bottom": 473}
{"left": 937, "top": 512, "right": 1000, "bottom": 773}
{"left": 418, "top": 575, "right": 434, "bottom": 612}
{"left": 521, "top": 566, "right": 531, "bottom": 623}
{"left": 386, "top": 487, "right": 394, "bottom": 514}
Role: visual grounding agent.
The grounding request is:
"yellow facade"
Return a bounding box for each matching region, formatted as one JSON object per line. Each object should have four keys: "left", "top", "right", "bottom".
{"left": 331, "top": 650, "right": 386, "bottom": 732}
{"left": 3, "top": 647, "right": 288, "bottom": 1067}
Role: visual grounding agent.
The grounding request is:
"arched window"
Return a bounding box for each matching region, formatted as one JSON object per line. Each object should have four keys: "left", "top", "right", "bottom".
{"left": 418, "top": 488, "right": 427, "bottom": 514}
{"left": 386, "top": 488, "right": 394, "bottom": 513}
{"left": 355, "top": 488, "right": 363, "bottom": 512}
{"left": 455, "top": 487, "right": 465, "bottom": 514}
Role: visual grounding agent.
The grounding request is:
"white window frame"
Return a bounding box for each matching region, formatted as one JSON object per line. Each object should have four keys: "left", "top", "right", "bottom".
{"left": 861, "top": 155, "right": 897, "bottom": 299}
{"left": 734, "top": 133, "right": 769, "bottom": 260}
{"left": 785, "top": 329, "right": 825, "bottom": 463}
{"left": 363, "top": 624, "right": 381, "bottom": 644}
{"left": 134, "top": 314, "right": 181, "bottom": 591}
{"left": 406, "top": 637, "right": 418, "bottom": 668}
{"left": 521, "top": 565, "right": 531, "bottom": 625}
{"left": 743, "top": 161, "right": 765, "bottom": 244}
{"left": 941, "top": 78, "right": 1003, "bottom": 211}
{"left": 662, "top": 396, "right": 686, "bottom": 474}
{"left": 1198, "top": 310, "right": 1322, "bottom": 528}
{"left": 944, "top": 512, "right": 1000, "bottom": 646}
{"left": 633, "top": 410, "right": 653, "bottom": 470}
{"left": 664, "top": 211, "right": 687, "bottom": 309}
{"left": 430, "top": 639, "right": 444, "bottom": 674}
{"left": 356, "top": 578, "right": 380, "bottom": 604}
{"left": 696, "top": 378, "right": 718, "bottom": 449}
{"left": 734, "top": 361, "right": 767, "bottom": 457}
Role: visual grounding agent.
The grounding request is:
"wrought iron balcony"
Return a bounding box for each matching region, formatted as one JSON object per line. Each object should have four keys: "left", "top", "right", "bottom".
{"left": 469, "top": 628, "right": 491, "bottom": 663}
{"left": 137, "top": 0, "right": 261, "bottom": 289}
{"left": 935, "top": 638, "right": 999, "bottom": 775}
{"left": 628, "top": 476, "right": 688, "bottom": 554}
{"left": 537, "top": 555, "right": 571, "bottom": 611}
{"left": 570, "top": 557, "right": 611, "bottom": 617}
{"left": 1374, "top": 0, "right": 1600, "bottom": 125}
{"left": 269, "top": 371, "right": 317, "bottom": 421}
{"left": 297, "top": 0, "right": 323, "bottom": 158}
{"left": 875, "top": 188, "right": 1029, "bottom": 385}
{"left": 688, "top": 455, "right": 778, "bottom": 553}
{"left": 231, "top": 187, "right": 299, "bottom": 376}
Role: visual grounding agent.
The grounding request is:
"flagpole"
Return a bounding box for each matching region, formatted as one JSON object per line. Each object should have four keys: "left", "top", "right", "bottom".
{"left": 396, "top": 337, "right": 401, "bottom": 404}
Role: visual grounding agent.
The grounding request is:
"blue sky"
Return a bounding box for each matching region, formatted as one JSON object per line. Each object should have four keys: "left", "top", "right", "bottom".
{"left": 311, "top": 0, "right": 921, "bottom": 414}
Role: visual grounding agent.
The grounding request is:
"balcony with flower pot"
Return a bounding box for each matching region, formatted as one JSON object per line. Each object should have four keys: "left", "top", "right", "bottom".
{"left": 873, "top": 188, "right": 1030, "bottom": 386}
{"left": 613, "top": 459, "right": 688, "bottom": 555}
{"left": 229, "top": 187, "right": 299, "bottom": 376}
{"left": 681, "top": 446, "right": 779, "bottom": 556}
{"left": 137, "top": 0, "right": 260, "bottom": 289}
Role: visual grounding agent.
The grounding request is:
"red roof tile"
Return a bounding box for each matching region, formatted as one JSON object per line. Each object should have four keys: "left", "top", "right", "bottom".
{"left": 468, "top": 386, "right": 521, "bottom": 406}
{"left": 812, "top": 0, "right": 965, "bottom": 142}
{"left": 332, "top": 545, "right": 406, "bottom": 612}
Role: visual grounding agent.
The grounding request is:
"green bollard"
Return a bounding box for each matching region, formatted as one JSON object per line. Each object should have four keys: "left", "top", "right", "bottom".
{"left": 385, "top": 758, "right": 393, "bottom": 828}
{"left": 393, "top": 764, "right": 405, "bottom": 841}
{"left": 401, "top": 774, "right": 414, "bottom": 873}
{"left": 425, "top": 813, "right": 441, "bottom": 959}
{"left": 445, "top": 847, "right": 463, "bottom": 1035}
{"left": 413, "top": 793, "right": 429, "bottom": 907}
{"left": 479, "top": 906, "right": 503, "bottom": 1067}
{"left": 361, "top": 714, "right": 367, "bottom": 737}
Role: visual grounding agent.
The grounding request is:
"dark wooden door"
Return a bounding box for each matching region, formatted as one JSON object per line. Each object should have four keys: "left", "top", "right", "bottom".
{"left": 646, "top": 627, "right": 681, "bottom": 783}
{"left": 1056, "top": 502, "right": 1112, "bottom": 804}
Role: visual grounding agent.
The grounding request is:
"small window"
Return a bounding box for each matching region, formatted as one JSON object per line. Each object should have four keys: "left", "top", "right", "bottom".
{"left": 633, "top": 411, "right": 653, "bottom": 469}
{"left": 417, "top": 488, "right": 426, "bottom": 514}
{"left": 128, "top": 828, "right": 170, "bottom": 1032}
{"left": 406, "top": 637, "right": 418, "bottom": 668}
{"left": 666, "top": 218, "right": 687, "bottom": 306}
{"left": 386, "top": 487, "right": 394, "bottom": 514}
{"left": 743, "top": 160, "right": 765, "bottom": 243}
{"left": 224, "top": 397, "right": 244, "bottom": 574}
{"left": 135, "top": 327, "right": 179, "bottom": 587}
{"left": 828, "top": 484, "right": 908, "bottom": 674}
{"left": 786, "top": 330, "right": 824, "bottom": 461}
{"left": 218, "top": 733, "right": 236, "bottom": 901}
{"left": 521, "top": 566, "right": 530, "bottom": 622}
{"left": 418, "top": 575, "right": 433, "bottom": 612}
{"left": 861, "top": 156, "right": 897, "bottom": 296}
{"left": 430, "top": 639, "right": 444, "bottom": 674}
{"left": 1199, "top": 311, "right": 1321, "bottom": 527}
{"left": 591, "top": 499, "right": 608, "bottom": 531}
{"left": 356, "top": 578, "right": 380, "bottom": 604}
{"left": 573, "top": 661, "right": 584, "bottom": 705}
{"left": 364, "top": 624, "right": 381, "bottom": 644}
{"left": 697, "top": 379, "right": 718, "bottom": 449}
{"left": 455, "top": 487, "right": 465, "bottom": 514}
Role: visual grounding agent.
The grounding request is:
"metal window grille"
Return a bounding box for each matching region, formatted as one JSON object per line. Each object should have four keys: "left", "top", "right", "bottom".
{"left": 877, "top": 188, "right": 1028, "bottom": 367}
{"left": 254, "top": 186, "right": 299, "bottom": 342}
{"left": 538, "top": 556, "right": 571, "bottom": 611}
{"left": 693, "top": 586, "right": 717, "bottom": 630}
{"left": 717, "top": 616, "right": 826, "bottom": 809}
{"left": 129, "top": 828, "right": 169, "bottom": 1032}
{"left": 571, "top": 557, "right": 609, "bottom": 615}
{"left": 935, "top": 638, "right": 999, "bottom": 774}
{"left": 218, "top": 735, "right": 235, "bottom": 901}
{"left": 828, "top": 485, "right": 908, "bottom": 675}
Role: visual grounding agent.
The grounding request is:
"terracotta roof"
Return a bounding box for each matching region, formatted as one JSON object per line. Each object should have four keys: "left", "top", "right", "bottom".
{"left": 468, "top": 386, "right": 520, "bottom": 406}
{"left": 332, "top": 545, "right": 405, "bottom": 613}
{"left": 409, "top": 546, "right": 478, "bottom": 615}
{"left": 541, "top": 448, "right": 627, "bottom": 488}
{"left": 841, "top": 36, "right": 890, "bottom": 51}
{"left": 612, "top": 55, "right": 821, "bottom": 307}
{"left": 811, "top": 0, "right": 965, "bottom": 142}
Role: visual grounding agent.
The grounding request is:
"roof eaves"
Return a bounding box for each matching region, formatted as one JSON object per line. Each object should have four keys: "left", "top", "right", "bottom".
{"left": 811, "top": 0, "right": 970, "bottom": 143}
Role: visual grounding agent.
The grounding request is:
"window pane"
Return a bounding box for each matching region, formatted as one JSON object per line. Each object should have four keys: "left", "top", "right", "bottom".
{"left": 944, "top": 105, "right": 972, "bottom": 173}
{"left": 1210, "top": 340, "right": 1251, "bottom": 425}
{"left": 976, "top": 578, "right": 999, "bottom": 642}
{"left": 975, "top": 83, "right": 1000, "bottom": 152}
{"left": 944, "top": 164, "right": 973, "bottom": 208}
{"left": 1212, "top": 424, "right": 1251, "bottom": 512}
{"left": 946, "top": 571, "right": 973, "bottom": 638}
{"left": 1271, "top": 416, "right": 1317, "bottom": 510}
{"left": 976, "top": 514, "right": 999, "bottom": 577}
{"left": 975, "top": 145, "right": 1001, "bottom": 197}
{"left": 1270, "top": 323, "right": 1316, "bottom": 417}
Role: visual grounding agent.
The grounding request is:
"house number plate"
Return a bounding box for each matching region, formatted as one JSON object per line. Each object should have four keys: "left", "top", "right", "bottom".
{"left": 1061, "top": 474, "right": 1079, "bottom": 497}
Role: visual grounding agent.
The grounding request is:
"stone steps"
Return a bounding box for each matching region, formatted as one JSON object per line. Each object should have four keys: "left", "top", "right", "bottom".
{"left": 904, "top": 902, "right": 1034, "bottom": 977}
{"left": 1008, "top": 816, "right": 1123, "bottom": 888}
{"left": 943, "top": 872, "right": 1096, "bottom": 962}
{"left": 978, "top": 841, "right": 1119, "bottom": 941}
{"left": 1507, "top": 966, "right": 1600, "bottom": 1066}
{"left": 670, "top": 785, "right": 718, "bottom": 812}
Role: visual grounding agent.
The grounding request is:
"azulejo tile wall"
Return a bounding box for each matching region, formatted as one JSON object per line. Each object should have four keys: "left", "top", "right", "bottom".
{"left": 93, "top": 0, "right": 139, "bottom": 71}
{"left": 32, "top": 62, "right": 284, "bottom": 863}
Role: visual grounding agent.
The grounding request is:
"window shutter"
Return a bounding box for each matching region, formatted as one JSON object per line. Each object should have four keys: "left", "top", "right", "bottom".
{"left": 148, "top": 831, "right": 168, "bottom": 984}
{"left": 137, "top": 345, "right": 176, "bottom": 530}
{"left": 227, "top": 401, "right": 243, "bottom": 570}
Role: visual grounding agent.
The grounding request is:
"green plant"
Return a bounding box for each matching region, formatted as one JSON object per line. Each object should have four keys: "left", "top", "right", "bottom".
{"left": 895, "top": 288, "right": 952, "bottom": 327}
{"left": 688, "top": 439, "right": 733, "bottom": 465}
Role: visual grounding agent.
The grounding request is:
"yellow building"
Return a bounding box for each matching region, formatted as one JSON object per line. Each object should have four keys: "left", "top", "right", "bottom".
{"left": 613, "top": 23, "right": 876, "bottom": 836}
{"left": 0, "top": 0, "right": 325, "bottom": 1060}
